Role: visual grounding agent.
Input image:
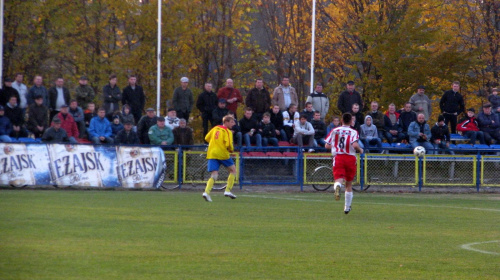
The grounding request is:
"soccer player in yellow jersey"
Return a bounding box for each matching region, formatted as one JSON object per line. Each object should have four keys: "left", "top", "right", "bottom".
{"left": 202, "top": 115, "right": 237, "bottom": 202}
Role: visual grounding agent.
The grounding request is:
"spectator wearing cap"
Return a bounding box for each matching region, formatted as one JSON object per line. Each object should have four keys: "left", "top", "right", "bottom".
{"left": 115, "top": 120, "right": 140, "bottom": 144}
{"left": 488, "top": 88, "right": 500, "bottom": 116}
{"left": 148, "top": 116, "right": 174, "bottom": 145}
{"left": 196, "top": 82, "right": 218, "bottom": 137}
{"left": 217, "top": 78, "right": 243, "bottom": 118}
{"left": 165, "top": 108, "right": 180, "bottom": 130}
{"left": 172, "top": 77, "right": 194, "bottom": 122}
{"left": 431, "top": 115, "right": 453, "bottom": 154}
{"left": 272, "top": 76, "right": 298, "bottom": 111}
{"left": 48, "top": 77, "right": 71, "bottom": 121}
{"left": 338, "top": 81, "right": 363, "bottom": 114}
{"left": 27, "top": 95, "right": 49, "bottom": 138}
{"left": 110, "top": 115, "right": 124, "bottom": 139}
{"left": 440, "top": 81, "right": 465, "bottom": 134}
{"left": 88, "top": 108, "right": 113, "bottom": 144}
{"left": 102, "top": 74, "right": 121, "bottom": 120}
{"left": 56, "top": 104, "right": 79, "bottom": 144}
{"left": 27, "top": 75, "right": 49, "bottom": 107}
{"left": 0, "top": 77, "right": 20, "bottom": 107}
{"left": 122, "top": 75, "right": 145, "bottom": 124}
{"left": 173, "top": 118, "right": 194, "bottom": 146}
{"left": 137, "top": 108, "right": 157, "bottom": 144}
{"left": 246, "top": 78, "right": 271, "bottom": 121}
{"left": 75, "top": 75, "right": 95, "bottom": 110}
{"left": 409, "top": 85, "right": 432, "bottom": 121}
{"left": 11, "top": 73, "right": 28, "bottom": 115}
{"left": 0, "top": 105, "right": 13, "bottom": 142}
{"left": 457, "top": 108, "right": 485, "bottom": 145}
{"left": 42, "top": 117, "right": 70, "bottom": 144}
{"left": 477, "top": 103, "right": 500, "bottom": 145}
{"left": 5, "top": 95, "right": 28, "bottom": 138}
{"left": 212, "top": 99, "right": 229, "bottom": 126}
{"left": 68, "top": 99, "right": 86, "bottom": 138}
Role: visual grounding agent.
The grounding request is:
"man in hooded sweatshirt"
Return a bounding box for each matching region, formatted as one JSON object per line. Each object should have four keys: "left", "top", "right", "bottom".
{"left": 359, "top": 115, "right": 382, "bottom": 153}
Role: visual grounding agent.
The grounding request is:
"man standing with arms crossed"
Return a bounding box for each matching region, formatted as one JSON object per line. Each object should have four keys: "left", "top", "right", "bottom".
{"left": 202, "top": 115, "right": 238, "bottom": 202}
{"left": 325, "top": 113, "right": 363, "bottom": 214}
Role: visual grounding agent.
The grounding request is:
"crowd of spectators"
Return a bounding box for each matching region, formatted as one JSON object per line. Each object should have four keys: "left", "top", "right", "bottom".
{"left": 1, "top": 74, "right": 499, "bottom": 155}
{"left": 0, "top": 74, "right": 194, "bottom": 146}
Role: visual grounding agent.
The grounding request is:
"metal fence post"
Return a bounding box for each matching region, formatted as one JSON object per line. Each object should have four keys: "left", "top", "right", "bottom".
{"left": 360, "top": 153, "right": 364, "bottom": 190}
{"left": 178, "top": 147, "right": 183, "bottom": 189}
{"left": 418, "top": 157, "right": 423, "bottom": 192}
{"left": 476, "top": 154, "right": 481, "bottom": 192}
{"left": 299, "top": 149, "right": 304, "bottom": 191}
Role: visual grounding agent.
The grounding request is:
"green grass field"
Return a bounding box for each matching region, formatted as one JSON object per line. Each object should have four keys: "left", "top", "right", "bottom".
{"left": 0, "top": 189, "right": 499, "bottom": 279}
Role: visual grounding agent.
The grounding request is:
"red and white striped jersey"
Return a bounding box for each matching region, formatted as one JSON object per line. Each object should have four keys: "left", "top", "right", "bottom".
{"left": 325, "top": 125, "right": 359, "bottom": 156}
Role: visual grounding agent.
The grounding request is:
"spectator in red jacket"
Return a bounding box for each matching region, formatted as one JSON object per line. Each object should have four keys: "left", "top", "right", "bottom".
{"left": 456, "top": 108, "right": 485, "bottom": 145}
{"left": 217, "top": 79, "right": 243, "bottom": 118}
{"left": 56, "top": 104, "right": 79, "bottom": 143}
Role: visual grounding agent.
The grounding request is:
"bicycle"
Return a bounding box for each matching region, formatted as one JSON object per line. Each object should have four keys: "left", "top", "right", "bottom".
{"left": 309, "top": 164, "right": 370, "bottom": 192}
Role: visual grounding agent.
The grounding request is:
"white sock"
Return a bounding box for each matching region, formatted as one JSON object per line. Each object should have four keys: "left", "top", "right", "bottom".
{"left": 345, "top": 191, "right": 353, "bottom": 208}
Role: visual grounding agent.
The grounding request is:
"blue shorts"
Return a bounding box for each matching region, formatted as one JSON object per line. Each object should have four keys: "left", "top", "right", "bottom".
{"left": 207, "top": 159, "right": 235, "bottom": 172}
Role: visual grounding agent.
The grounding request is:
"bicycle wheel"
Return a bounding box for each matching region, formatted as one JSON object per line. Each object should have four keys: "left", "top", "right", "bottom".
{"left": 310, "top": 166, "right": 333, "bottom": 191}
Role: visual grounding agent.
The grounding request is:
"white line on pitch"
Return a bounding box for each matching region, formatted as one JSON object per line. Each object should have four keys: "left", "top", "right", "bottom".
{"left": 460, "top": 240, "right": 500, "bottom": 255}
{"left": 240, "top": 195, "right": 500, "bottom": 213}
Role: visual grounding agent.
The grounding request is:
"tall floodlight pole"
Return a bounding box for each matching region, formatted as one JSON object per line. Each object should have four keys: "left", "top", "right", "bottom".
{"left": 309, "top": 0, "right": 316, "bottom": 94}
{"left": 0, "top": 0, "right": 4, "bottom": 89}
{"left": 156, "top": 0, "right": 162, "bottom": 116}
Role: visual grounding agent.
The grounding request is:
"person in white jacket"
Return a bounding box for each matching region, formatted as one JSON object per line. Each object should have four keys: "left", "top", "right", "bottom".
{"left": 282, "top": 103, "right": 300, "bottom": 141}
{"left": 291, "top": 114, "right": 316, "bottom": 152}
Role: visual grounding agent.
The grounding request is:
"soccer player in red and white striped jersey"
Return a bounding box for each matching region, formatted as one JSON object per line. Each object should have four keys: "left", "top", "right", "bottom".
{"left": 325, "top": 113, "right": 363, "bottom": 214}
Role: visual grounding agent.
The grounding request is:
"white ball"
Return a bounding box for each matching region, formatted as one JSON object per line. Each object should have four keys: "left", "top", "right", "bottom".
{"left": 413, "top": 146, "right": 426, "bottom": 157}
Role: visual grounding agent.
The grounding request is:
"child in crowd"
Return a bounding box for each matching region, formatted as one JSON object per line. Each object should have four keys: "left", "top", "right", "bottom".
{"left": 259, "top": 112, "right": 279, "bottom": 147}
{"left": 84, "top": 102, "right": 97, "bottom": 128}
{"left": 119, "top": 104, "right": 135, "bottom": 126}
{"left": 111, "top": 115, "right": 124, "bottom": 139}
{"left": 326, "top": 116, "right": 340, "bottom": 136}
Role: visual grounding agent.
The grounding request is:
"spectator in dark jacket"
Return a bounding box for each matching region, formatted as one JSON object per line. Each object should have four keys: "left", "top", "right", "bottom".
{"left": 240, "top": 108, "right": 262, "bottom": 147}
{"left": 27, "top": 96, "right": 49, "bottom": 138}
{"left": 196, "top": 82, "right": 218, "bottom": 137}
{"left": 245, "top": 79, "right": 271, "bottom": 121}
{"left": 74, "top": 76, "right": 95, "bottom": 110}
{"left": 42, "top": 117, "right": 69, "bottom": 143}
{"left": 456, "top": 108, "right": 485, "bottom": 145}
{"left": 114, "top": 120, "right": 140, "bottom": 145}
{"left": 84, "top": 102, "right": 97, "bottom": 129}
{"left": 27, "top": 75, "right": 49, "bottom": 107}
{"left": 48, "top": 77, "right": 71, "bottom": 121}
{"left": 399, "top": 102, "right": 417, "bottom": 142}
{"left": 4, "top": 95, "right": 28, "bottom": 138}
{"left": 349, "top": 103, "right": 364, "bottom": 126}
{"left": 384, "top": 103, "right": 404, "bottom": 143}
{"left": 440, "top": 81, "right": 465, "bottom": 134}
{"left": 269, "top": 105, "right": 287, "bottom": 141}
{"left": 111, "top": 115, "right": 124, "bottom": 139}
{"left": 137, "top": 108, "right": 158, "bottom": 144}
{"left": 258, "top": 112, "right": 278, "bottom": 147}
{"left": 302, "top": 102, "right": 315, "bottom": 122}
{"left": 118, "top": 104, "right": 135, "bottom": 126}
{"left": 337, "top": 81, "right": 363, "bottom": 114}
{"left": 431, "top": 115, "right": 453, "bottom": 154}
{"left": 122, "top": 75, "right": 145, "bottom": 124}
{"left": 173, "top": 118, "right": 194, "bottom": 146}
{"left": 477, "top": 103, "right": 500, "bottom": 145}
{"left": 0, "top": 78, "right": 20, "bottom": 107}
{"left": 102, "top": 74, "right": 121, "bottom": 120}
{"left": 310, "top": 111, "right": 327, "bottom": 147}
{"left": 369, "top": 101, "right": 385, "bottom": 140}
{"left": 488, "top": 88, "right": 500, "bottom": 116}
{"left": 172, "top": 77, "right": 194, "bottom": 121}
{"left": 0, "top": 105, "right": 13, "bottom": 142}
{"left": 227, "top": 111, "right": 242, "bottom": 148}
{"left": 212, "top": 99, "right": 229, "bottom": 126}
